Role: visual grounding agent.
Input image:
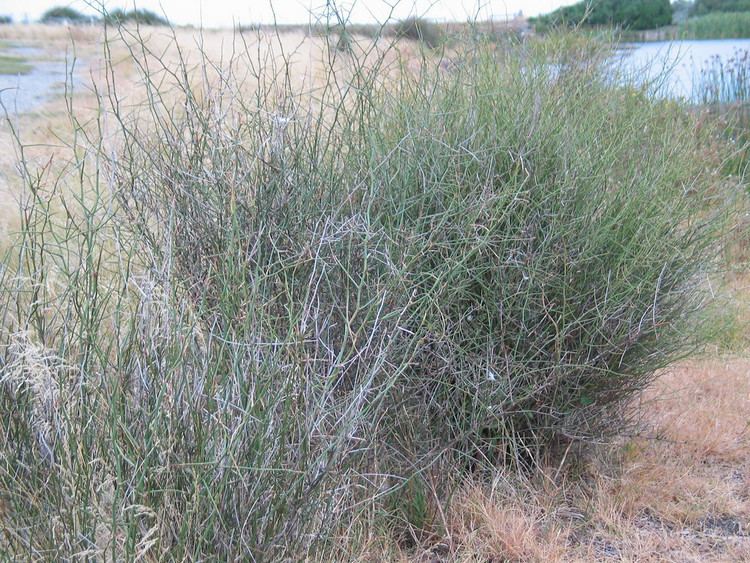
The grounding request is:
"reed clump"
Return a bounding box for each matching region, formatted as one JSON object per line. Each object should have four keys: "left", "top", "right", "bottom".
{"left": 695, "top": 49, "right": 750, "bottom": 105}
{"left": 680, "top": 11, "right": 750, "bottom": 39}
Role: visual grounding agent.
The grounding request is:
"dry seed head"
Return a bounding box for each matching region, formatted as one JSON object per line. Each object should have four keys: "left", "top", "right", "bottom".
{"left": 1, "top": 331, "right": 77, "bottom": 461}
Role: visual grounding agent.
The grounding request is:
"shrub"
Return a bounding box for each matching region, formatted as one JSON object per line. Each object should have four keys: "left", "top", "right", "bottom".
{"left": 392, "top": 17, "right": 445, "bottom": 48}
{"left": 0, "top": 15, "right": 11, "bottom": 25}
{"left": 365, "top": 38, "right": 726, "bottom": 464}
{"left": 40, "top": 6, "right": 92, "bottom": 24}
{"left": 105, "top": 8, "right": 168, "bottom": 26}
{"left": 0, "top": 29, "right": 730, "bottom": 558}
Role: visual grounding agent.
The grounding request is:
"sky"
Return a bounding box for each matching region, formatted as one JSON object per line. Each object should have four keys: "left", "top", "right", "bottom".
{"left": 2, "top": 1, "right": 582, "bottom": 28}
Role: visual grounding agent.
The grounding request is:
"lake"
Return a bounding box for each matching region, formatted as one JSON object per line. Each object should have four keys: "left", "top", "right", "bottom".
{"left": 1, "top": 37, "right": 749, "bottom": 114}
{"left": 621, "top": 39, "right": 750, "bottom": 101}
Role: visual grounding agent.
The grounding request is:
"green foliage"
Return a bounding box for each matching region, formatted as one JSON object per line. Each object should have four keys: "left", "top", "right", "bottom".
{"left": 387, "top": 476, "right": 433, "bottom": 541}
{"left": 534, "top": 0, "right": 672, "bottom": 31}
{"left": 105, "top": 8, "right": 168, "bottom": 26}
{"left": 367, "top": 38, "right": 724, "bottom": 464}
{"left": 40, "top": 6, "right": 92, "bottom": 23}
{"left": 680, "top": 11, "right": 750, "bottom": 37}
{"left": 699, "top": 296, "right": 750, "bottom": 352}
{"left": 0, "top": 54, "right": 31, "bottom": 74}
{"left": 392, "top": 17, "right": 445, "bottom": 48}
{"left": 691, "top": 0, "right": 750, "bottom": 15}
{"left": 0, "top": 15, "right": 12, "bottom": 25}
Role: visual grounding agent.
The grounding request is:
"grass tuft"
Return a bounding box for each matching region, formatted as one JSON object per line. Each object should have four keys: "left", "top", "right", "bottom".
{"left": 0, "top": 54, "right": 31, "bottom": 74}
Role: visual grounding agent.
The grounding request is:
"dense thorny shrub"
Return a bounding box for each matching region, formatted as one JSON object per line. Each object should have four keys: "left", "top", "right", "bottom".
{"left": 113, "top": 32, "right": 725, "bottom": 459}
{"left": 368, "top": 43, "right": 724, "bottom": 463}
{"left": 0, "top": 27, "right": 731, "bottom": 559}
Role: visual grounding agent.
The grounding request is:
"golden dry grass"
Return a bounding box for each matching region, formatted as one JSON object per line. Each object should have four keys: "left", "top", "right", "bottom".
{"left": 371, "top": 358, "right": 750, "bottom": 562}
{"left": 578, "top": 359, "right": 750, "bottom": 561}
{"left": 0, "top": 23, "right": 100, "bottom": 47}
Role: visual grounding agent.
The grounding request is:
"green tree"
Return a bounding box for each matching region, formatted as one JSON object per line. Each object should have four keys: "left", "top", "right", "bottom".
{"left": 534, "top": 0, "right": 672, "bottom": 30}
{"left": 40, "top": 6, "right": 90, "bottom": 23}
{"left": 691, "top": 0, "right": 750, "bottom": 15}
{"left": 105, "top": 9, "right": 168, "bottom": 26}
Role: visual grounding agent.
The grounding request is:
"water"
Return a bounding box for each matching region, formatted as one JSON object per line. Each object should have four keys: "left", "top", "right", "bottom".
{"left": 621, "top": 39, "right": 750, "bottom": 101}
{"left": 0, "top": 38, "right": 747, "bottom": 112}
{"left": 0, "top": 45, "right": 82, "bottom": 114}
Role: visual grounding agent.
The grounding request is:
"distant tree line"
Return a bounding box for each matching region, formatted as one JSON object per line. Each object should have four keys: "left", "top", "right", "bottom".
{"left": 533, "top": 0, "right": 673, "bottom": 30}
{"left": 105, "top": 8, "right": 168, "bottom": 26}
{"left": 689, "top": 0, "right": 750, "bottom": 14}
{"left": 40, "top": 7, "right": 97, "bottom": 24}
{"left": 40, "top": 6, "right": 167, "bottom": 26}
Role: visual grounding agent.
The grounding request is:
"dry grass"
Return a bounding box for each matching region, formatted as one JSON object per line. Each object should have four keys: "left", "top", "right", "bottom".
{"left": 0, "top": 23, "right": 101, "bottom": 45}
{"left": 372, "top": 357, "right": 750, "bottom": 562}
{"left": 579, "top": 358, "right": 750, "bottom": 561}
